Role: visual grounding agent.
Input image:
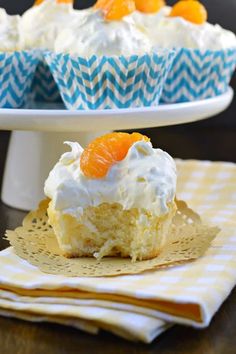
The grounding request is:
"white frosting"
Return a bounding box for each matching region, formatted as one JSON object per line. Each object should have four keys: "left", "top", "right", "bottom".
{"left": 0, "top": 8, "right": 21, "bottom": 51}
{"left": 54, "top": 10, "right": 152, "bottom": 56}
{"left": 17, "top": 1, "right": 236, "bottom": 53}
{"left": 152, "top": 17, "right": 236, "bottom": 50}
{"left": 44, "top": 141, "right": 177, "bottom": 219}
{"left": 124, "top": 6, "right": 171, "bottom": 35}
{"left": 21, "top": 0, "right": 83, "bottom": 50}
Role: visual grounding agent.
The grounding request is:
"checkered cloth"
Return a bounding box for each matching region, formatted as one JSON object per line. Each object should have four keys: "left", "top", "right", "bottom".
{"left": 0, "top": 159, "right": 236, "bottom": 343}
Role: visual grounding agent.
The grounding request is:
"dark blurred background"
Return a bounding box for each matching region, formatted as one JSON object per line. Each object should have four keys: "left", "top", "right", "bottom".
{"left": 0, "top": 0, "right": 235, "bottom": 190}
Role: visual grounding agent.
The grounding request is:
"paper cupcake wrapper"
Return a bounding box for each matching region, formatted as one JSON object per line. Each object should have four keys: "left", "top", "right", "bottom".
{"left": 30, "top": 59, "right": 62, "bottom": 103}
{"left": 44, "top": 50, "right": 175, "bottom": 110}
{"left": 0, "top": 51, "right": 39, "bottom": 108}
{"left": 161, "top": 47, "right": 236, "bottom": 103}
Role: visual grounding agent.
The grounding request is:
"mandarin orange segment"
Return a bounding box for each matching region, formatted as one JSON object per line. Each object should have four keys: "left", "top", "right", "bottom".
{"left": 80, "top": 132, "right": 150, "bottom": 179}
{"left": 57, "top": 0, "right": 73, "bottom": 3}
{"left": 130, "top": 132, "right": 150, "bottom": 144}
{"left": 169, "top": 0, "right": 207, "bottom": 25}
{"left": 34, "top": 0, "right": 73, "bottom": 4}
{"left": 106, "top": 0, "right": 136, "bottom": 20}
{"left": 135, "top": 0, "right": 165, "bottom": 14}
{"left": 95, "top": 0, "right": 136, "bottom": 20}
{"left": 34, "top": 0, "right": 44, "bottom": 5}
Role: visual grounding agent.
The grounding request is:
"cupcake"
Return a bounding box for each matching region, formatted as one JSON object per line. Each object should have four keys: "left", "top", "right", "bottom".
{"left": 44, "top": 0, "right": 175, "bottom": 109}
{"left": 0, "top": 8, "right": 39, "bottom": 108}
{"left": 44, "top": 132, "right": 177, "bottom": 261}
{"left": 21, "top": 0, "right": 85, "bottom": 102}
{"left": 152, "top": 0, "right": 236, "bottom": 102}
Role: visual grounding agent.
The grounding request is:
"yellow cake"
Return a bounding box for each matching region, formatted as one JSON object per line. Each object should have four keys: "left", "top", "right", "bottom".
{"left": 44, "top": 133, "right": 177, "bottom": 261}
{"left": 47, "top": 201, "right": 176, "bottom": 261}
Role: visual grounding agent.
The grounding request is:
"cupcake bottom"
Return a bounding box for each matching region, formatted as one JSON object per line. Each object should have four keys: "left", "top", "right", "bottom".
{"left": 44, "top": 50, "right": 175, "bottom": 110}
{"left": 47, "top": 201, "right": 177, "bottom": 262}
{"left": 161, "top": 47, "right": 236, "bottom": 103}
{"left": 0, "top": 51, "right": 39, "bottom": 108}
{"left": 30, "top": 60, "right": 62, "bottom": 103}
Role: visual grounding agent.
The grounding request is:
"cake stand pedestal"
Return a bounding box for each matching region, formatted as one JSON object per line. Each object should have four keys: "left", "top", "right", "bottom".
{"left": 0, "top": 87, "right": 233, "bottom": 211}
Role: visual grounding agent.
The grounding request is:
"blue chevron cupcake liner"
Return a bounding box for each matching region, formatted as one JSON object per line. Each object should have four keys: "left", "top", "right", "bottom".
{"left": 161, "top": 47, "right": 236, "bottom": 103}
{"left": 44, "top": 49, "right": 175, "bottom": 110}
{"left": 30, "top": 56, "right": 62, "bottom": 103}
{"left": 0, "top": 51, "right": 39, "bottom": 108}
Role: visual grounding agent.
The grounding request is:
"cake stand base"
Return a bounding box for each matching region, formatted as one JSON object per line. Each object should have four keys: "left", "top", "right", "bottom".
{"left": 1, "top": 131, "right": 105, "bottom": 211}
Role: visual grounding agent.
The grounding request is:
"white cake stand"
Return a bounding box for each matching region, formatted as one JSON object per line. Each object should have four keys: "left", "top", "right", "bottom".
{"left": 0, "top": 87, "right": 233, "bottom": 211}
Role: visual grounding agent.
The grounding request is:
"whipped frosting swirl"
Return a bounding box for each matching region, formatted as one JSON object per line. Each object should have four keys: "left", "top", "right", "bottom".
{"left": 152, "top": 17, "right": 236, "bottom": 50}
{"left": 54, "top": 10, "right": 152, "bottom": 56}
{"left": 44, "top": 141, "right": 177, "bottom": 219}
{"left": 0, "top": 8, "right": 21, "bottom": 51}
{"left": 124, "top": 6, "right": 171, "bottom": 35}
{"left": 21, "top": 0, "right": 79, "bottom": 50}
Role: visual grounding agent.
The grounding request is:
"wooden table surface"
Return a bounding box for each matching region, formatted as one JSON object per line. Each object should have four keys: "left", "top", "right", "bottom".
{"left": 0, "top": 107, "right": 236, "bottom": 353}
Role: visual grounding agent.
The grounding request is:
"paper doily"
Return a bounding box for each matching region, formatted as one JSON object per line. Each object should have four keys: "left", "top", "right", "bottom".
{"left": 5, "top": 200, "right": 219, "bottom": 277}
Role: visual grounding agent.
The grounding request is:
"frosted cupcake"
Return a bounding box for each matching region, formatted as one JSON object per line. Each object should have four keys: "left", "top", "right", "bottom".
{"left": 21, "top": 0, "right": 85, "bottom": 102}
{"left": 153, "top": 0, "right": 236, "bottom": 102}
{"left": 0, "top": 8, "right": 39, "bottom": 108}
{"left": 44, "top": 0, "right": 175, "bottom": 109}
{"left": 44, "top": 132, "right": 177, "bottom": 261}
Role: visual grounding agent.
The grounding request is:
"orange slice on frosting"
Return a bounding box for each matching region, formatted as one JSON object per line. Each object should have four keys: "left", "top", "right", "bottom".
{"left": 34, "top": 0, "right": 73, "bottom": 5}
{"left": 135, "top": 0, "right": 165, "bottom": 14}
{"left": 80, "top": 132, "right": 150, "bottom": 179}
{"left": 95, "top": 0, "right": 136, "bottom": 20}
{"left": 34, "top": 0, "right": 44, "bottom": 4}
{"left": 169, "top": 0, "right": 207, "bottom": 25}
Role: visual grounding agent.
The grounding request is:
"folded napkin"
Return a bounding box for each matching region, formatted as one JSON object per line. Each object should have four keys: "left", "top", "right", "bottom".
{"left": 0, "top": 159, "right": 236, "bottom": 343}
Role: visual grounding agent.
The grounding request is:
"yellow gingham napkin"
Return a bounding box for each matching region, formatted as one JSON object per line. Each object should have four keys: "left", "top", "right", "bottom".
{"left": 0, "top": 159, "right": 236, "bottom": 343}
